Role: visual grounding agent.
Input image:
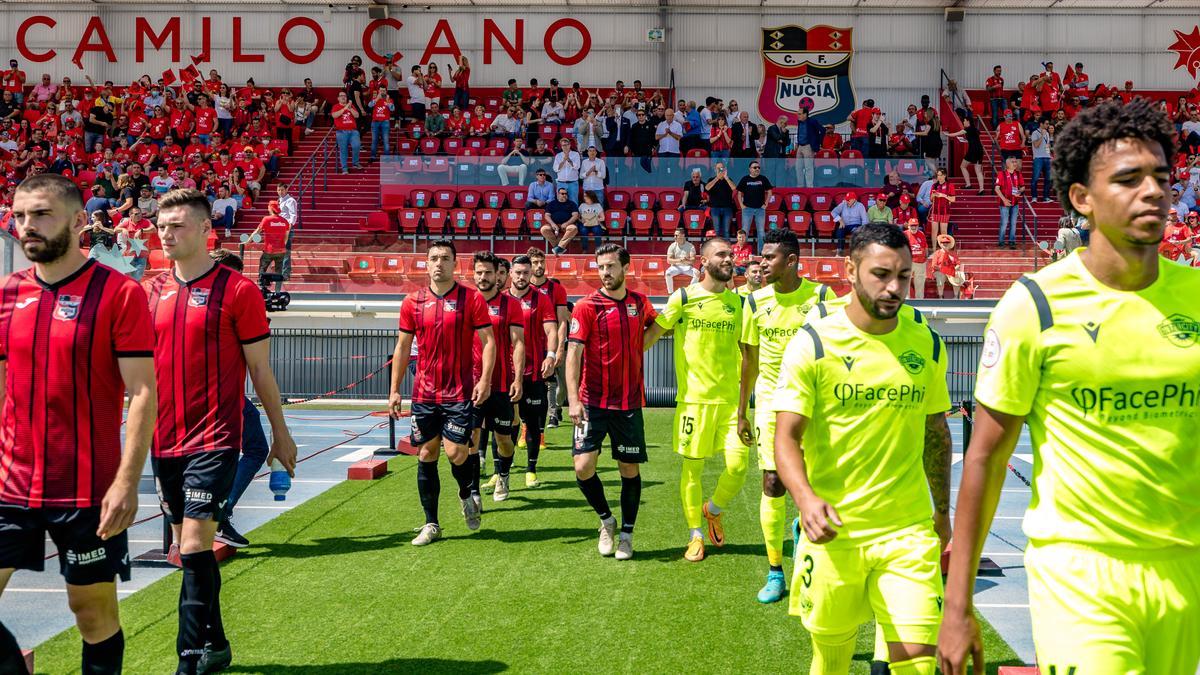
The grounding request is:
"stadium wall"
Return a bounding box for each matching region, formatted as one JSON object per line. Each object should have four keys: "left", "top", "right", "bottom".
{"left": 8, "top": 7, "right": 1198, "bottom": 124}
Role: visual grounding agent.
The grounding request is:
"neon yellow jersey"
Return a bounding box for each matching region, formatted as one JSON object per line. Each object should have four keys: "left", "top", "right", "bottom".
{"left": 655, "top": 285, "right": 743, "bottom": 405}
{"left": 806, "top": 292, "right": 926, "bottom": 325}
{"left": 772, "top": 308, "right": 951, "bottom": 547}
{"left": 976, "top": 251, "right": 1200, "bottom": 553}
{"left": 735, "top": 284, "right": 760, "bottom": 298}
{"left": 741, "top": 280, "right": 831, "bottom": 405}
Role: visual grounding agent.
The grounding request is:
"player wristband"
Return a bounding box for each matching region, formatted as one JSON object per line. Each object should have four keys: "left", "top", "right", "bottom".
{"left": 546, "top": 351, "right": 556, "bottom": 359}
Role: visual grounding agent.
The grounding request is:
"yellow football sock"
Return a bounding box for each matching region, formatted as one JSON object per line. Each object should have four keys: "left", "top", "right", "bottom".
{"left": 680, "top": 458, "right": 705, "bottom": 530}
{"left": 872, "top": 623, "right": 889, "bottom": 664}
{"left": 711, "top": 444, "right": 749, "bottom": 509}
{"left": 888, "top": 655, "right": 936, "bottom": 675}
{"left": 809, "top": 632, "right": 856, "bottom": 675}
{"left": 760, "top": 493, "right": 787, "bottom": 567}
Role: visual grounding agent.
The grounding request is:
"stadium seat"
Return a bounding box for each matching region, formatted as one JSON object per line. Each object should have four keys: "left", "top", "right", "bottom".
{"left": 443, "top": 138, "right": 463, "bottom": 155}
{"left": 526, "top": 209, "right": 546, "bottom": 232}
{"left": 813, "top": 258, "right": 845, "bottom": 282}
{"left": 506, "top": 188, "right": 527, "bottom": 209}
{"left": 397, "top": 208, "right": 422, "bottom": 233}
{"left": 808, "top": 192, "right": 834, "bottom": 211}
{"left": 608, "top": 190, "right": 631, "bottom": 211}
{"left": 604, "top": 209, "right": 627, "bottom": 236}
{"left": 488, "top": 138, "right": 510, "bottom": 153}
{"left": 780, "top": 190, "right": 807, "bottom": 212}
{"left": 633, "top": 190, "right": 657, "bottom": 211}
{"left": 475, "top": 208, "right": 500, "bottom": 233}
{"left": 788, "top": 211, "right": 812, "bottom": 236}
{"left": 419, "top": 137, "right": 441, "bottom": 155}
{"left": 896, "top": 158, "right": 923, "bottom": 181}
{"left": 481, "top": 190, "right": 507, "bottom": 209}
{"left": 433, "top": 189, "right": 457, "bottom": 209}
{"left": 812, "top": 211, "right": 836, "bottom": 240}
{"left": 449, "top": 208, "right": 474, "bottom": 233}
{"left": 634, "top": 258, "right": 669, "bottom": 280}
{"left": 656, "top": 210, "right": 681, "bottom": 234}
{"left": 404, "top": 255, "right": 430, "bottom": 280}
{"left": 814, "top": 150, "right": 840, "bottom": 187}
{"left": 381, "top": 191, "right": 406, "bottom": 215}
{"left": 630, "top": 209, "right": 655, "bottom": 235}
{"left": 499, "top": 209, "right": 525, "bottom": 234}
{"left": 465, "top": 137, "right": 487, "bottom": 152}
{"left": 424, "top": 208, "right": 449, "bottom": 232}
{"left": 765, "top": 192, "right": 783, "bottom": 212}
{"left": 681, "top": 209, "right": 707, "bottom": 233}
{"left": 347, "top": 254, "right": 377, "bottom": 280}
{"left": 582, "top": 257, "right": 602, "bottom": 279}
{"left": 795, "top": 257, "right": 812, "bottom": 278}
{"left": 398, "top": 157, "right": 423, "bottom": 173}
{"left": 659, "top": 190, "right": 682, "bottom": 211}
{"left": 360, "top": 211, "right": 392, "bottom": 239}
{"left": 377, "top": 255, "right": 405, "bottom": 283}
{"left": 427, "top": 156, "right": 451, "bottom": 174}
{"left": 765, "top": 210, "right": 786, "bottom": 232}
{"left": 455, "top": 156, "right": 480, "bottom": 182}
{"left": 841, "top": 163, "right": 866, "bottom": 187}
{"left": 684, "top": 148, "right": 710, "bottom": 158}
{"left": 484, "top": 96, "right": 501, "bottom": 110}
{"left": 395, "top": 138, "right": 418, "bottom": 155}
{"left": 458, "top": 190, "right": 482, "bottom": 209}
{"left": 538, "top": 123, "right": 560, "bottom": 141}
{"left": 552, "top": 257, "right": 581, "bottom": 281}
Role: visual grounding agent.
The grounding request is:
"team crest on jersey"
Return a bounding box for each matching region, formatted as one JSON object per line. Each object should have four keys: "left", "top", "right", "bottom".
{"left": 489, "top": 305, "right": 501, "bottom": 316}
{"left": 53, "top": 295, "right": 81, "bottom": 321}
{"left": 626, "top": 303, "right": 639, "bottom": 317}
{"left": 444, "top": 299, "right": 457, "bottom": 312}
{"left": 1157, "top": 313, "right": 1199, "bottom": 348}
{"left": 188, "top": 287, "right": 211, "bottom": 308}
{"left": 757, "top": 25, "right": 856, "bottom": 127}
{"left": 898, "top": 350, "right": 926, "bottom": 374}
{"left": 722, "top": 303, "right": 736, "bottom": 315}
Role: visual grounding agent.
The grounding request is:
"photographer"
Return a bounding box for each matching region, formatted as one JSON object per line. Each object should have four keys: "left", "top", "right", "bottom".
{"left": 249, "top": 200, "right": 292, "bottom": 291}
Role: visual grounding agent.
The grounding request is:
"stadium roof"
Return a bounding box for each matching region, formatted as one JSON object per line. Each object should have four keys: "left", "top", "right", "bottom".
{"left": 12, "top": 0, "right": 1195, "bottom": 7}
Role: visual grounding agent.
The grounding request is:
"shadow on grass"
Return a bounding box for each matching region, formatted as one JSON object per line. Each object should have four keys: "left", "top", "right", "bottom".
{"left": 444, "top": 526, "right": 594, "bottom": 545}
{"left": 240, "top": 533, "right": 412, "bottom": 559}
{"left": 224, "top": 657, "right": 507, "bottom": 673}
{"left": 849, "top": 651, "right": 1026, "bottom": 674}
{"left": 632, "top": 542, "right": 770, "bottom": 562}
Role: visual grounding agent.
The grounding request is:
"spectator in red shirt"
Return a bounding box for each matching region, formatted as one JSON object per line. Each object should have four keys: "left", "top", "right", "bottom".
{"left": 893, "top": 193, "right": 918, "bottom": 225}
{"left": 250, "top": 200, "right": 291, "bottom": 289}
{"left": 117, "top": 206, "right": 153, "bottom": 280}
{"left": 1036, "top": 62, "right": 1063, "bottom": 121}
{"left": 332, "top": 91, "right": 362, "bottom": 174}
{"left": 566, "top": 244, "right": 657, "bottom": 560}
{"left": 848, "top": 98, "right": 877, "bottom": 156}
{"left": 731, "top": 229, "right": 754, "bottom": 273}
{"left": 996, "top": 109, "right": 1026, "bottom": 164}
{"left": 927, "top": 168, "right": 955, "bottom": 243}
{"left": 450, "top": 55, "right": 471, "bottom": 112}
{"left": 1160, "top": 210, "right": 1194, "bottom": 262}
{"left": 903, "top": 217, "right": 928, "bottom": 298}
{"left": 443, "top": 105, "right": 465, "bottom": 138}
{"left": 995, "top": 156, "right": 1025, "bottom": 248}
{"left": 3, "top": 59, "right": 26, "bottom": 104}
{"left": 929, "top": 233, "right": 963, "bottom": 298}
{"left": 368, "top": 88, "right": 393, "bottom": 161}
{"left": 468, "top": 104, "right": 490, "bottom": 137}
{"left": 986, "top": 65, "right": 1006, "bottom": 126}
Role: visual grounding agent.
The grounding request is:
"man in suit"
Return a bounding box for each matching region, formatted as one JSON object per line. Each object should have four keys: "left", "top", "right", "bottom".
{"left": 730, "top": 110, "right": 760, "bottom": 178}
{"left": 763, "top": 116, "right": 791, "bottom": 185}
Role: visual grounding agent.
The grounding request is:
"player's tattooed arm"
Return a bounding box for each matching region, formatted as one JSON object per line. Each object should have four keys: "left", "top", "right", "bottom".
{"left": 924, "top": 412, "right": 953, "bottom": 516}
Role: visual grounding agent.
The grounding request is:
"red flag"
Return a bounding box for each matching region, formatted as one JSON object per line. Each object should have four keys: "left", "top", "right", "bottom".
{"left": 160, "top": 68, "right": 177, "bottom": 86}
{"left": 1063, "top": 65, "right": 1076, "bottom": 86}
{"left": 180, "top": 64, "right": 201, "bottom": 82}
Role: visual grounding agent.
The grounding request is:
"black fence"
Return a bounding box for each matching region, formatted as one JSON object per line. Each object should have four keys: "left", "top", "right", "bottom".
{"left": 266, "top": 329, "right": 984, "bottom": 406}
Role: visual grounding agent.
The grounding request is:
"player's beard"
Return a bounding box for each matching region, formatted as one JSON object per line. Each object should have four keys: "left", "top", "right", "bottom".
{"left": 476, "top": 279, "right": 494, "bottom": 293}
{"left": 853, "top": 277, "right": 902, "bottom": 321}
{"left": 511, "top": 278, "right": 528, "bottom": 292}
{"left": 21, "top": 223, "right": 74, "bottom": 263}
{"left": 705, "top": 259, "right": 733, "bottom": 283}
{"left": 601, "top": 271, "right": 625, "bottom": 292}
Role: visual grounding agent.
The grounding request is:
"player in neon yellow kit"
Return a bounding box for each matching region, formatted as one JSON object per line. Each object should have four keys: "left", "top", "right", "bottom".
{"left": 735, "top": 259, "right": 763, "bottom": 297}
{"left": 738, "top": 229, "right": 831, "bottom": 603}
{"left": 939, "top": 100, "right": 1200, "bottom": 675}
{"left": 774, "top": 223, "right": 953, "bottom": 675}
{"left": 645, "top": 237, "right": 749, "bottom": 562}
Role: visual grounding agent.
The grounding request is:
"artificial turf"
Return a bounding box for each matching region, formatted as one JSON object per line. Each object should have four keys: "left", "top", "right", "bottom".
{"left": 33, "top": 408, "right": 1022, "bottom": 674}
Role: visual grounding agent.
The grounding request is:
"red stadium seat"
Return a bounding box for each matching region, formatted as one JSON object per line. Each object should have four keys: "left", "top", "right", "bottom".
{"left": 398, "top": 156, "right": 423, "bottom": 173}
{"left": 475, "top": 208, "right": 500, "bottom": 233}
{"left": 458, "top": 189, "right": 482, "bottom": 209}
{"left": 419, "top": 137, "right": 441, "bottom": 155}
{"left": 808, "top": 192, "right": 834, "bottom": 212}
{"left": 424, "top": 208, "right": 449, "bottom": 232}
{"left": 634, "top": 258, "right": 669, "bottom": 278}
{"left": 433, "top": 189, "right": 457, "bottom": 209}
{"left": 552, "top": 257, "right": 581, "bottom": 281}
{"left": 499, "top": 209, "right": 525, "bottom": 234}
{"left": 506, "top": 187, "right": 527, "bottom": 209}
{"left": 360, "top": 211, "right": 391, "bottom": 235}
{"left": 788, "top": 211, "right": 812, "bottom": 236}
{"left": 605, "top": 209, "right": 627, "bottom": 235}
{"left": 409, "top": 189, "right": 433, "bottom": 208}
{"left": 381, "top": 191, "right": 406, "bottom": 214}
{"left": 607, "top": 190, "right": 631, "bottom": 211}
{"left": 630, "top": 209, "right": 655, "bottom": 235}
{"left": 347, "top": 255, "right": 377, "bottom": 280}
{"left": 684, "top": 148, "right": 710, "bottom": 158}
{"left": 765, "top": 210, "right": 786, "bottom": 232}
{"left": 813, "top": 258, "right": 845, "bottom": 282}
{"left": 765, "top": 192, "right": 783, "bottom": 212}
{"left": 404, "top": 255, "right": 430, "bottom": 280}
{"left": 896, "top": 158, "right": 923, "bottom": 180}
{"left": 482, "top": 190, "right": 507, "bottom": 209}
{"left": 657, "top": 210, "right": 681, "bottom": 234}
{"left": 812, "top": 211, "right": 836, "bottom": 239}
{"left": 539, "top": 123, "right": 560, "bottom": 139}
{"left": 780, "top": 190, "right": 807, "bottom": 212}
{"left": 658, "top": 190, "right": 682, "bottom": 211}
{"left": 681, "top": 209, "right": 707, "bottom": 233}
{"left": 426, "top": 156, "right": 451, "bottom": 174}
{"left": 448, "top": 208, "right": 474, "bottom": 233}
{"left": 377, "top": 255, "right": 405, "bottom": 282}
{"left": 632, "top": 190, "right": 657, "bottom": 211}
{"left": 488, "top": 137, "right": 510, "bottom": 152}
{"left": 395, "top": 138, "right": 418, "bottom": 154}
{"left": 582, "top": 257, "right": 602, "bottom": 279}
{"left": 442, "top": 138, "right": 463, "bottom": 155}
{"left": 397, "top": 208, "right": 422, "bottom": 233}
{"left": 526, "top": 209, "right": 546, "bottom": 232}
{"left": 466, "top": 137, "right": 486, "bottom": 152}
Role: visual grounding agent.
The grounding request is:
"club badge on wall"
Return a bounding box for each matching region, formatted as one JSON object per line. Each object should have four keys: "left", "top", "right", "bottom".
{"left": 757, "top": 24, "right": 856, "bottom": 127}
{"left": 1169, "top": 26, "right": 1200, "bottom": 79}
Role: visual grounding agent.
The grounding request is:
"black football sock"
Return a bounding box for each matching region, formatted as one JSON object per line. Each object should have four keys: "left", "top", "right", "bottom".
{"left": 82, "top": 628, "right": 123, "bottom": 675}
{"left": 178, "top": 551, "right": 217, "bottom": 672}
{"left": 526, "top": 425, "right": 543, "bottom": 473}
{"left": 467, "top": 453, "right": 481, "bottom": 497}
{"left": 620, "top": 474, "right": 642, "bottom": 534}
{"left": 0, "top": 620, "right": 30, "bottom": 675}
{"left": 416, "top": 460, "right": 441, "bottom": 525}
{"left": 476, "top": 430, "right": 489, "bottom": 475}
{"left": 576, "top": 474, "right": 612, "bottom": 520}
{"left": 449, "top": 456, "right": 474, "bottom": 500}
{"left": 206, "top": 563, "right": 228, "bottom": 651}
{"left": 491, "top": 433, "right": 502, "bottom": 475}
{"left": 498, "top": 451, "right": 513, "bottom": 478}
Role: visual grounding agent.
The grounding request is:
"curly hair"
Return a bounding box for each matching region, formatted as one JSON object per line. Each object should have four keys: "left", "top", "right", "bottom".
{"left": 1051, "top": 98, "right": 1176, "bottom": 215}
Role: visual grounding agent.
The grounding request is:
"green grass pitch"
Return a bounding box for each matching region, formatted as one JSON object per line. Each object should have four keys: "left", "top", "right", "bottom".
{"left": 33, "top": 409, "right": 1020, "bottom": 673}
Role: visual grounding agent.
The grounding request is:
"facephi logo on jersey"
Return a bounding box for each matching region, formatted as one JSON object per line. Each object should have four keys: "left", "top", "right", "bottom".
{"left": 898, "top": 350, "right": 926, "bottom": 374}
{"left": 833, "top": 383, "right": 926, "bottom": 406}
{"left": 757, "top": 25, "right": 856, "bottom": 127}
{"left": 1070, "top": 382, "right": 1197, "bottom": 418}
{"left": 188, "top": 287, "right": 210, "bottom": 308}
{"left": 53, "top": 294, "right": 81, "bottom": 321}
{"left": 1157, "top": 313, "right": 1199, "bottom": 348}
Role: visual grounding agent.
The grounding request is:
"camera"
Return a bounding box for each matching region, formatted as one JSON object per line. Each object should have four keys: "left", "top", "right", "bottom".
{"left": 259, "top": 273, "right": 291, "bottom": 312}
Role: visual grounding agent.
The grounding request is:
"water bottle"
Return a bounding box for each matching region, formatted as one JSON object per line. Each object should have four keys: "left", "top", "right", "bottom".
{"left": 268, "top": 459, "right": 291, "bottom": 502}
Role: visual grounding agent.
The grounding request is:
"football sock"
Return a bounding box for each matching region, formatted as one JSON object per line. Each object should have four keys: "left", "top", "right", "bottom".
{"left": 620, "top": 474, "right": 642, "bottom": 534}
{"left": 498, "top": 451, "right": 513, "bottom": 478}
{"left": 207, "top": 562, "right": 228, "bottom": 651}
{"left": 416, "top": 460, "right": 441, "bottom": 524}
{"left": 576, "top": 474, "right": 612, "bottom": 521}
{"left": 82, "top": 628, "right": 123, "bottom": 675}
{"left": 810, "top": 631, "right": 857, "bottom": 675}
{"left": 476, "top": 430, "right": 488, "bottom": 472}
{"left": 712, "top": 445, "right": 750, "bottom": 510}
{"left": 760, "top": 493, "right": 788, "bottom": 567}
{"left": 871, "top": 623, "right": 889, "bottom": 669}
{"left": 887, "top": 656, "right": 935, "bottom": 675}
{"left": 490, "top": 431, "right": 503, "bottom": 475}
{"left": 526, "top": 424, "right": 543, "bottom": 472}
{"left": 870, "top": 662, "right": 891, "bottom": 675}
{"left": 689, "top": 527, "right": 704, "bottom": 540}
{"left": 449, "top": 456, "right": 474, "bottom": 500}
{"left": 466, "top": 453, "right": 481, "bottom": 497}
{"left": 680, "top": 458, "right": 705, "bottom": 530}
{"left": 0, "top": 621, "right": 29, "bottom": 675}
{"left": 178, "top": 551, "right": 217, "bottom": 672}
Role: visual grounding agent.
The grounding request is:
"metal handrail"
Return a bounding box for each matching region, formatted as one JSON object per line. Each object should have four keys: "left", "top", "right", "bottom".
{"left": 940, "top": 68, "right": 1000, "bottom": 189}
{"left": 287, "top": 126, "right": 337, "bottom": 229}
{"left": 1018, "top": 195, "right": 1043, "bottom": 271}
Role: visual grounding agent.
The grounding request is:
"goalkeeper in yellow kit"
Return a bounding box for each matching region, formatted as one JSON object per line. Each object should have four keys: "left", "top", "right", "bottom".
{"left": 773, "top": 223, "right": 953, "bottom": 675}
{"left": 938, "top": 100, "right": 1200, "bottom": 675}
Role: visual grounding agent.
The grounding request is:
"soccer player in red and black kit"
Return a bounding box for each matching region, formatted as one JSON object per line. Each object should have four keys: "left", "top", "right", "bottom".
{"left": 528, "top": 248, "right": 569, "bottom": 427}
{"left": 566, "top": 244, "right": 657, "bottom": 561}
{"left": 468, "top": 251, "right": 525, "bottom": 502}
{"left": 389, "top": 240, "right": 496, "bottom": 547}
{"left": 508, "top": 255, "right": 558, "bottom": 488}
{"left": 0, "top": 174, "right": 157, "bottom": 675}
{"left": 148, "top": 188, "right": 298, "bottom": 675}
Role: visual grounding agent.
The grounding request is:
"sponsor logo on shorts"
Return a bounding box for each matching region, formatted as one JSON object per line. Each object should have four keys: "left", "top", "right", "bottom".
{"left": 185, "top": 488, "right": 214, "bottom": 503}
{"left": 616, "top": 445, "right": 642, "bottom": 455}
{"left": 445, "top": 421, "right": 467, "bottom": 435}
{"left": 65, "top": 547, "right": 108, "bottom": 566}
{"left": 524, "top": 398, "right": 544, "bottom": 405}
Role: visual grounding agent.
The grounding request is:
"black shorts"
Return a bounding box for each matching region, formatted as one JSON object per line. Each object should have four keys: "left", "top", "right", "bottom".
{"left": 152, "top": 449, "right": 239, "bottom": 525}
{"left": 411, "top": 401, "right": 473, "bottom": 446}
{"left": 518, "top": 379, "right": 549, "bottom": 425}
{"left": 572, "top": 407, "right": 647, "bottom": 463}
{"left": 0, "top": 504, "right": 131, "bottom": 584}
{"left": 472, "top": 391, "right": 517, "bottom": 437}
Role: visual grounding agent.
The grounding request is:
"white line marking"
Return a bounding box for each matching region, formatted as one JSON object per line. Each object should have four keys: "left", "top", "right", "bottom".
{"left": 990, "top": 516, "right": 1024, "bottom": 520}
{"left": 138, "top": 504, "right": 290, "bottom": 510}
{"left": 250, "top": 478, "right": 341, "bottom": 484}
{"left": 975, "top": 603, "right": 1030, "bottom": 608}
{"left": 5, "top": 588, "right": 135, "bottom": 595}
{"left": 333, "top": 446, "right": 387, "bottom": 462}
{"left": 952, "top": 488, "right": 1031, "bottom": 493}
{"left": 981, "top": 551, "right": 1026, "bottom": 557}
{"left": 1013, "top": 453, "right": 1034, "bottom": 464}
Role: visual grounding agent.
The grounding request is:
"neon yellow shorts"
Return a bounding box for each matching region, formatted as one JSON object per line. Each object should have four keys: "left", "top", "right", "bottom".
{"left": 752, "top": 408, "right": 777, "bottom": 471}
{"left": 1027, "top": 541, "right": 1200, "bottom": 675}
{"left": 673, "top": 403, "right": 740, "bottom": 460}
{"left": 790, "top": 522, "right": 943, "bottom": 646}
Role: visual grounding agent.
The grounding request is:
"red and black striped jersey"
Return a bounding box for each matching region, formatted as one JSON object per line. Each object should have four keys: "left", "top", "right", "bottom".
{"left": 511, "top": 287, "right": 557, "bottom": 382}
{"left": 532, "top": 277, "right": 568, "bottom": 312}
{"left": 399, "top": 283, "right": 491, "bottom": 404}
{"left": 0, "top": 260, "right": 154, "bottom": 508}
{"left": 148, "top": 264, "right": 270, "bottom": 458}
{"left": 473, "top": 292, "right": 523, "bottom": 392}
{"left": 568, "top": 289, "right": 657, "bottom": 411}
